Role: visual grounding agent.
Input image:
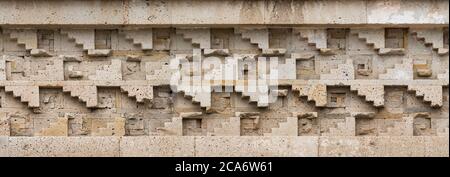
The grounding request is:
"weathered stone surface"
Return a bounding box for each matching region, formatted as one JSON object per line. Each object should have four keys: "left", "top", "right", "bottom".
{"left": 378, "top": 48, "right": 406, "bottom": 55}
{"left": 0, "top": 136, "right": 447, "bottom": 157}
{"left": 0, "top": 136, "right": 7, "bottom": 157}
{"left": 8, "top": 137, "right": 120, "bottom": 157}
{"left": 203, "top": 49, "right": 230, "bottom": 56}
{"left": 351, "top": 28, "right": 385, "bottom": 49}
{"left": 0, "top": 0, "right": 447, "bottom": 157}
{"left": 417, "top": 68, "right": 433, "bottom": 77}
{"left": 30, "top": 49, "right": 52, "bottom": 57}
{"left": 3, "top": 29, "right": 37, "bottom": 50}
{"left": 318, "top": 136, "right": 449, "bottom": 157}
{"left": 87, "top": 49, "right": 112, "bottom": 57}
{"left": 4, "top": 85, "right": 40, "bottom": 107}
{"left": 120, "top": 136, "right": 195, "bottom": 157}
{"left": 120, "top": 29, "right": 153, "bottom": 50}
{"left": 293, "top": 84, "right": 327, "bottom": 107}
{"left": 194, "top": 136, "right": 318, "bottom": 157}
{"left": 265, "top": 117, "right": 298, "bottom": 136}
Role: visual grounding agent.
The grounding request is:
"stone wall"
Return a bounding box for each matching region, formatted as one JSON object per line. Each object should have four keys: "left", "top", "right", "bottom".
{"left": 0, "top": 0, "right": 448, "bottom": 157}
{"left": 0, "top": 136, "right": 448, "bottom": 157}
{"left": 0, "top": 0, "right": 448, "bottom": 25}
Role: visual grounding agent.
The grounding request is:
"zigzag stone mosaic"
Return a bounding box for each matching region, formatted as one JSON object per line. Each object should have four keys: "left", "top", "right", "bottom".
{"left": 0, "top": 0, "right": 448, "bottom": 157}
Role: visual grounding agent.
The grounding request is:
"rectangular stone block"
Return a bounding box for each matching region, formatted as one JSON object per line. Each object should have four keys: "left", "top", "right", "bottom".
{"left": 318, "top": 136, "right": 449, "bottom": 157}
{"left": 194, "top": 136, "right": 318, "bottom": 157}
{"left": 0, "top": 0, "right": 447, "bottom": 25}
{"left": 318, "top": 136, "right": 363, "bottom": 157}
{"left": 1, "top": 136, "right": 448, "bottom": 157}
{"left": 424, "top": 136, "right": 449, "bottom": 157}
{"left": 381, "top": 136, "right": 427, "bottom": 157}
{"left": 120, "top": 136, "right": 195, "bottom": 157}
{"left": 8, "top": 137, "right": 120, "bottom": 157}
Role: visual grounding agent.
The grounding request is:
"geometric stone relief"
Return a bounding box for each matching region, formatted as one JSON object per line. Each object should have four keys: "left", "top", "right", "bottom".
{"left": 88, "top": 59, "right": 122, "bottom": 81}
{"left": 407, "top": 85, "right": 443, "bottom": 108}
{"left": 235, "top": 28, "right": 269, "bottom": 49}
{"left": 379, "top": 58, "right": 413, "bottom": 80}
{"left": 0, "top": 0, "right": 448, "bottom": 158}
{"left": 29, "top": 58, "right": 64, "bottom": 81}
{"left": 120, "top": 85, "right": 154, "bottom": 103}
{"left": 60, "top": 29, "right": 95, "bottom": 50}
{"left": 0, "top": 112, "right": 9, "bottom": 136}
{"left": 0, "top": 26, "right": 447, "bottom": 139}
{"left": 145, "top": 61, "right": 174, "bottom": 84}
{"left": 119, "top": 28, "right": 153, "bottom": 50}
{"left": 350, "top": 28, "right": 385, "bottom": 50}
{"left": 411, "top": 28, "right": 449, "bottom": 55}
{"left": 351, "top": 28, "right": 407, "bottom": 55}
{"left": 264, "top": 117, "right": 298, "bottom": 136}
{"left": 438, "top": 69, "right": 449, "bottom": 81}
{"left": 235, "top": 83, "right": 270, "bottom": 107}
{"left": 321, "top": 116, "right": 356, "bottom": 136}
{"left": 180, "top": 88, "right": 211, "bottom": 110}
{"left": 350, "top": 84, "right": 384, "bottom": 107}
{"left": 4, "top": 85, "right": 40, "bottom": 107}
{"left": 2, "top": 29, "right": 38, "bottom": 50}
{"left": 209, "top": 116, "right": 241, "bottom": 136}
{"left": 320, "top": 59, "right": 355, "bottom": 80}
{"left": 62, "top": 85, "right": 98, "bottom": 108}
{"left": 293, "top": 27, "right": 327, "bottom": 49}
{"left": 292, "top": 84, "right": 327, "bottom": 107}
{"left": 34, "top": 116, "right": 68, "bottom": 136}
{"left": 90, "top": 117, "right": 126, "bottom": 136}
{"left": 176, "top": 28, "right": 211, "bottom": 49}
{"left": 156, "top": 112, "right": 202, "bottom": 136}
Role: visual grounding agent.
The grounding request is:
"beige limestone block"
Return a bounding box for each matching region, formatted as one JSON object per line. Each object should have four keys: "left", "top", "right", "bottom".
{"left": 293, "top": 84, "right": 327, "bottom": 107}
{"left": 318, "top": 136, "right": 363, "bottom": 157}
{"left": 350, "top": 28, "right": 385, "bottom": 49}
{"left": 63, "top": 85, "right": 98, "bottom": 108}
{"left": 350, "top": 84, "right": 385, "bottom": 107}
{"left": 157, "top": 117, "right": 183, "bottom": 136}
{"left": 120, "top": 136, "right": 195, "bottom": 157}
{"left": 91, "top": 117, "right": 125, "bottom": 136}
{"left": 203, "top": 49, "right": 230, "bottom": 56}
{"left": 317, "top": 136, "right": 446, "bottom": 157}
{"left": 176, "top": 28, "right": 211, "bottom": 49}
{"left": 87, "top": 49, "right": 112, "bottom": 57}
{"left": 294, "top": 28, "right": 327, "bottom": 49}
{"left": 60, "top": 29, "right": 95, "bottom": 50}
{"left": 8, "top": 137, "right": 120, "bottom": 157}
{"left": 34, "top": 118, "right": 68, "bottom": 136}
{"left": 194, "top": 136, "right": 318, "bottom": 157}
{"left": 3, "top": 29, "right": 37, "bottom": 50}
{"left": 120, "top": 85, "right": 154, "bottom": 103}
{"left": 265, "top": 117, "right": 298, "bottom": 136}
{"left": 0, "top": 136, "right": 7, "bottom": 157}
{"left": 209, "top": 117, "right": 241, "bottom": 136}
{"left": 235, "top": 28, "right": 269, "bottom": 49}
{"left": 408, "top": 85, "right": 443, "bottom": 107}
{"left": 424, "top": 136, "right": 449, "bottom": 157}
{"left": 30, "top": 49, "right": 52, "bottom": 57}
{"left": 4, "top": 85, "right": 40, "bottom": 108}
{"left": 120, "top": 28, "right": 153, "bottom": 50}
{"left": 320, "top": 59, "right": 355, "bottom": 80}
